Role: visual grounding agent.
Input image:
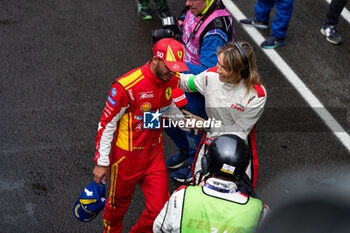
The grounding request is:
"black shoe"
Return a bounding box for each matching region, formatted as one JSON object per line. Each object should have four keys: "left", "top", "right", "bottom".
{"left": 137, "top": 0, "right": 152, "bottom": 20}
{"left": 261, "top": 34, "right": 285, "bottom": 49}
{"left": 155, "top": 0, "right": 170, "bottom": 18}
{"left": 320, "top": 24, "right": 342, "bottom": 45}
{"left": 240, "top": 16, "right": 269, "bottom": 29}
{"left": 171, "top": 165, "right": 193, "bottom": 183}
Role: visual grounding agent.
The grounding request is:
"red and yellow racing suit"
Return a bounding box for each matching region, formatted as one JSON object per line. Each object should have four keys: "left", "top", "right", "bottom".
{"left": 94, "top": 61, "right": 180, "bottom": 233}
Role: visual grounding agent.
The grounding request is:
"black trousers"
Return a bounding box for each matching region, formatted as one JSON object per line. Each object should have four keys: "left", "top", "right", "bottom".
{"left": 325, "top": 0, "right": 348, "bottom": 25}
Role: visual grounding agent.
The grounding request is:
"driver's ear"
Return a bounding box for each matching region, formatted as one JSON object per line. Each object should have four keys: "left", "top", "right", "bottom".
{"left": 150, "top": 56, "right": 159, "bottom": 66}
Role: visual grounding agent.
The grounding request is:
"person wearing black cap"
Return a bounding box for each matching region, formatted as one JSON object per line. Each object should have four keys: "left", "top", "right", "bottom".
{"left": 153, "top": 134, "right": 269, "bottom": 233}
{"left": 92, "top": 38, "right": 188, "bottom": 232}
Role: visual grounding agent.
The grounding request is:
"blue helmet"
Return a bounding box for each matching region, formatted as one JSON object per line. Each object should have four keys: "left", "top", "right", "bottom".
{"left": 73, "top": 180, "right": 106, "bottom": 222}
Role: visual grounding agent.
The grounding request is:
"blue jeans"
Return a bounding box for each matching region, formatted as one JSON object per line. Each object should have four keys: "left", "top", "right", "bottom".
{"left": 255, "top": 0, "right": 294, "bottom": 38}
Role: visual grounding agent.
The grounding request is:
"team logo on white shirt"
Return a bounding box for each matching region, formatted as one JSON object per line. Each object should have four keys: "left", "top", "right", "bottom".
{"left": 230, "top": 103, "right": 245, "bottom": 112}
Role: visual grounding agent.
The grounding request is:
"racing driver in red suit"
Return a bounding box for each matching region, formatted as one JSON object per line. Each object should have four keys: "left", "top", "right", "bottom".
{"left": 92, "top": 38, "right": 189, "bottom": 233}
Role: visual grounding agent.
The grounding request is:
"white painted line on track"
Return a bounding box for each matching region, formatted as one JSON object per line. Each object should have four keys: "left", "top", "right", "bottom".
{"left": 222, "top": 0, "right": 350, "bottom": 153}
{"left": 325, "top": 0, "right": 350, "bottom": 24}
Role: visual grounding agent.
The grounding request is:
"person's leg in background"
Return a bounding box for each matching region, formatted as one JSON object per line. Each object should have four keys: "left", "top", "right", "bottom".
{"left": 271, "top": 0, "right": 294, "bottom": 39}
{"left": 136, "top": 0, "right": 152, "bottom": 20}
{"left": 164, "top": 126, "right": 190, "bottom": 169}
{"left": 170, "top": 92, "right": 206, "bottom": 183}
{"left": 321, "top": 0, "right": 347, "bottom": 44}
{"left": 239, "top": 0, "right": 273, "bottom": 29}
{"left": 136, "top": 0, "right": 171, "bottom": 20}
{"left": 154, "top": 0, "right": 171, "bottom": 18}
{"left": 254, "top": 0, "right": 275, "bottom": 23}
{"left": 164, "top": 91, "right": 200, "bottom": 173}
{"left": 325, "top": 0, "right": 347, "bottom": 25}
{"left": 260, "top": 0, "right": 294, "bottom": 48}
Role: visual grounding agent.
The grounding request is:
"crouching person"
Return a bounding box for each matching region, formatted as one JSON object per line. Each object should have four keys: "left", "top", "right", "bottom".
{"left": 153, "top": 134, "right": 269, "bottom": 233}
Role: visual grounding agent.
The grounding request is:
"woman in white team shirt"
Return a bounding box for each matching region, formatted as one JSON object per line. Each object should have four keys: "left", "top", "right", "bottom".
{"left": 180, "top": 41, "right": 267, "bottom": 194}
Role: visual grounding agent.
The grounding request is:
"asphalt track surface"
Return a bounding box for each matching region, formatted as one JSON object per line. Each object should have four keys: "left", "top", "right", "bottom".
{"left": 1, "top": 0, "right": 350, "bottom": 232}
